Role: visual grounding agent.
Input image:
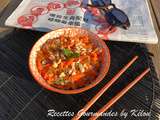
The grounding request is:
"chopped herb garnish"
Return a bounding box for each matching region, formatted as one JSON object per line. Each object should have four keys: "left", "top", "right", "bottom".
{"left": 54, "top": 78, "right": 69, "bottom": 85}
{"left": 71, "top": 52, "right": 80, "bottom": 58}
{"left": 63, "top": 49, "right": 80, "bottom": 59}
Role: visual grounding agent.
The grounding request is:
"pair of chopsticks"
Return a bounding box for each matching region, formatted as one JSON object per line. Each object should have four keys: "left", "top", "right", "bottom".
{"left": 72, "top": 56, "right": 150, "bottom": 120}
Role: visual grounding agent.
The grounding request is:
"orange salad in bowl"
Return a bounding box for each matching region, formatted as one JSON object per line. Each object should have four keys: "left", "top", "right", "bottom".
{"left": 29, "top": 28, "right": 110, "bottom": 94}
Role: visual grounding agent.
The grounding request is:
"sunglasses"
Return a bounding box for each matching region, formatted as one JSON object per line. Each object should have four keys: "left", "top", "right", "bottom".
{"left": 83, "top": 0, "right": 130, "bottom": 30}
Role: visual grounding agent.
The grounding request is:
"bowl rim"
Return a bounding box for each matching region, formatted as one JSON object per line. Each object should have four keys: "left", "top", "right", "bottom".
{"left": 29, "top": 27, "right": 111, "bottom": 94}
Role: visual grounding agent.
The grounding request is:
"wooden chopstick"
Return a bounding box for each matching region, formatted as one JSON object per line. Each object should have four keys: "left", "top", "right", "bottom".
{"left": 72, "top": 56, "right": 138, "bottom": 120}
{"left": 89, "top": 68, "right": 150, "bottom": 120}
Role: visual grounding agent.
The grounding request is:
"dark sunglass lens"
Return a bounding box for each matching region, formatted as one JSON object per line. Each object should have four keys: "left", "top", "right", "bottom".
{"left": 91, "top": 0, "right": 111, "bottom": 6}
{"left": 105, "top": 8, "right": 130, "bottom": 29}
{"left": 112, "top": 9, "right": 128, "bottom": 23}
